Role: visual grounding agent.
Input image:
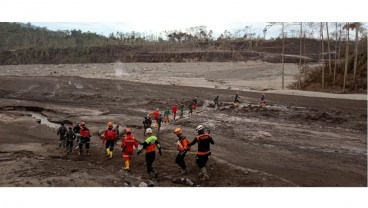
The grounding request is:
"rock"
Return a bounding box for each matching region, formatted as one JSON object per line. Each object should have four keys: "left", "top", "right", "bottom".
{"left": 185, "top": 179, "right": 194, "bottom": 186}
{"left": 36, "top": 119, "right": 41, "bottom": 124}
{"left": 114, "top": 181, "right": 118, "bottom": 184}
{"left": 139, "top": 182, "right": 147, "bottom": 187}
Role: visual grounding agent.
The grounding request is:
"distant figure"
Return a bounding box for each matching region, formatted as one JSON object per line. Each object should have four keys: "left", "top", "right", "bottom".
{"left": 180, "top": 102, "right": 185, "bottom": 118}
{"left": 260, "top": 93, "right": 266, "bottom": 107}
{"left": 57, "top": 122, "right": 67, "bottom": 148}
{"left": 153, "top": 109, "right": 159, "bottom": 127}
{"left": 79, "top": 122, "right": 91, "bottom": 156}
{"left": 73, "top": 122, "right": 81, "bottom": 144}
{"left": 188, "top": 103, "right": 193, "bottom": 115}
{"left": 114, "top": 124, "right": 120, "bottom": 144}
{"left": 214, "top": 95, "right": 219, "bottom": 108}
{"left": 164, "top": 107, "right": 171, "bottom": 124}
{"left": 172, "top": 104, "right": 178, "bottom": 121}
{"left": 156, "top": 113, "right": 162, "bottom": 132}
{"left": 234, "top": 92, "right": 240, "bottom": 106}
{"left": 65, "top": 126, "right": 76, "bottom": 154}
{"left": 192, "top": 97, "right": 198, "bottom": 112}
{"left": 143, "top": 114, "right": 152, "bottom": 135}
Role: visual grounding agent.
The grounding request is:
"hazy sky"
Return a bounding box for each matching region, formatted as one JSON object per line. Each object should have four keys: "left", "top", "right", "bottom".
{"left": 2, "top": 0, "right": 367, "bottom": 39}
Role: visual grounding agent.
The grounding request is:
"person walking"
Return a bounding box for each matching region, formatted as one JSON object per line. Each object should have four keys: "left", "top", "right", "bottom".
{"left": 188, "top": 103, "right": 193, "bottom": 115}
{"left": 121, "top": 128, "right": 139, "bottom": 171}
{"left": 143, "top": 114, "right": 152, "bottom": 136}
{"left": 57, "top": 122, "right": 67, "bottom": 148}
{"left": 234, "top": 92, "right": 240, "bottom": 106}
{"left": 137, "top": 128, "right": 162, "bottom": 178}
{"left": 174, "top": 128, "right": 190, "bottom": 174}
{"left": 192, "top": 97, "right": 198, "bottom": 112}
{"left": 79, "top": 122, "right": 91, "bottom": 156}
{"left": 153, "top": 109, "right": 159, "bottom": 127}
{"left": 188, "top": 125, "right": 214, "bottom": 180}
{"left": 260, "top": 93, "right": 266, "bottom": 107}
{"left": 164, "top": 107, "right": 170, "bottom": 124}
{"left": 102, "top": 122, "right": 117, "bottom": 159}
{"left": 73, "top": 122, "right": 81, "bottom": 144}
{"left": 114, "top": 124, "right": 120, "bottom": 144}
{"left": 65, "top": 126, "right": 76, "bottom": 154}
{"left": 156, "top": 113, "right": 162, "bottom": 132}
{"left": 179, "top": 102, "right": 185, "bottom": 118}
{"left": 214, "top": 95, "right": 219, "bottom": 108}
{"left": 172, "top": 104, "right": 178, "bottom": 121}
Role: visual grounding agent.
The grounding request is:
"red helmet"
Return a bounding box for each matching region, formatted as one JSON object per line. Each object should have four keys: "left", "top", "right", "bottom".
{"left": 125, "top": 128, "right": 132, "bottom": 133}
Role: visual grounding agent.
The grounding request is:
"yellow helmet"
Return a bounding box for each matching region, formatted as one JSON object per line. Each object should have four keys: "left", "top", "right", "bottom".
{"left": 107, "top": 122, "right": 113, "bottom": 127}
{"left": 174, "top": 128, "right": 182, "bottom": 135}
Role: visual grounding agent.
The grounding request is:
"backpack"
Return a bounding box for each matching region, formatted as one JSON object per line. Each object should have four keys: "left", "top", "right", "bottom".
{"left": 105, "top": 129, "right": 115, "bottom": 140}
{"left": 144, "top": 116, "right": 151, "bottom": 125}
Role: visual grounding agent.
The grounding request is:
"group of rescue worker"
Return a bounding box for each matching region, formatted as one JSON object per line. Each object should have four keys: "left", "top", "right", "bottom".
{"left": 55, "top": 93, "right": 265, "bottom": 180}
{"left": 57, "top": 122, "right": 92, "bottom": 156}
{"left": 57, "top": 120, "right": 213, "bottom": 180}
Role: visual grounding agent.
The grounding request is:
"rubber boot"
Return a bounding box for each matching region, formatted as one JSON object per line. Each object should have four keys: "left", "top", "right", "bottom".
{"left": 124, "top": 160, "right": 130, "bottom": 170}
{"left": 109, "top": 151, "right": 113, "bottom": 159}
{"left": 106, "top": 148, "right": 110, "bottom": 157}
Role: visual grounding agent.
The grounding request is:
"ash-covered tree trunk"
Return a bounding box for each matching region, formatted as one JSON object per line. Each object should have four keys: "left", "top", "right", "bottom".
{"left": 326, "top": 22, "right": 332, "bottom": 76}
{"left": 343, "top": 23, "right": 350, "bottom": 91}
{"left": 352, "top": 22, "right": 362, "bottom": 86}
{"left": 321, "top": 22, "right": 325, "bottom": 89}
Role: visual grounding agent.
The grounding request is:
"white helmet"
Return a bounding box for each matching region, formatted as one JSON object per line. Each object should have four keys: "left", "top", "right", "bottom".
{"left": 146, "top": 128, "right": 153, "bottom": 134}
{"left": 196, "top": 125, "right": 204, "bottom": 132}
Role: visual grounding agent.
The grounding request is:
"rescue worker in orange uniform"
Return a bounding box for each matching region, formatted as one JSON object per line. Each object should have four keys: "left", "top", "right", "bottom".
{"left": 79, "top": 122, "right": 91, "bottom": 155}
{"left": 174, "top": 128, "right": 190, "bottom": 174}
{"left": 172, "top": 104, "right": 178, "bottom": 121}
{"left": 153, "top": 109, "right": 159, "bottom": 127}
{"left": 102, "top": 122, "right": 116, "bottom": 159}
{"left": 137, "top": 128, "right": 162, "bottom": 178}
{"left": 188, "top": 125, "right": 214, "bottom": 180}
{"left": 121, "top": 128, "right": 139, "bottom": 171}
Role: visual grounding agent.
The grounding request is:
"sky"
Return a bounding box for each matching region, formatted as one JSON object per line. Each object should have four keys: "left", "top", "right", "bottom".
{"left": 1, "top": 0, "right": 367, "bottom": 39}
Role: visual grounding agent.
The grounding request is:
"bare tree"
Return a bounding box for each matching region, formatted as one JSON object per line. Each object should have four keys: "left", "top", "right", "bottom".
{"left": 343, "top": 22, "right": 350, "bottom": 91}
{"left": 333, "top": 22, "right": 339, "bottom": 85}
{"left": 326, "top": 22, "right": 332, "bottom": 75}
{"left": 351, "top": 22, "right": 363, "bottom": 85}
{"left": 298, "top": 22, "right": 303, "bottom": 89}
{"left": 320, "top": 22, "right": 325, "bottom": 89}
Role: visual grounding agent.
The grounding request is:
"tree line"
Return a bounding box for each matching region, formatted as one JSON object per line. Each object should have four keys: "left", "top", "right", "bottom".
{"left": 0, "top": 22, "right": 366, "bottom": 92}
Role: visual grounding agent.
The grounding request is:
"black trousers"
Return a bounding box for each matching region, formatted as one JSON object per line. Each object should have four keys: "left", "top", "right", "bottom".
{"left": 105, "top": 140, "right": 115, "bottom": 151}
{"left": 66, "top": 141, "right": 73, "bottom": 152}
{"left": 196, "top": 153, "right": 210, "bottom": 169}
{"left": 145, "top": 151, "right": 156, "bottom": 174}
{"left": 79, "top": 137, "right": 90, "bottom": 152}
{"left": 175, "top": 151, "right": 187, "bottom": 170}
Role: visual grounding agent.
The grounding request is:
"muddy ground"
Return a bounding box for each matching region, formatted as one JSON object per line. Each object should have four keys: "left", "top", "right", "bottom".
{"left": 0, "top": 62, "right": 366, "bottom": 187}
